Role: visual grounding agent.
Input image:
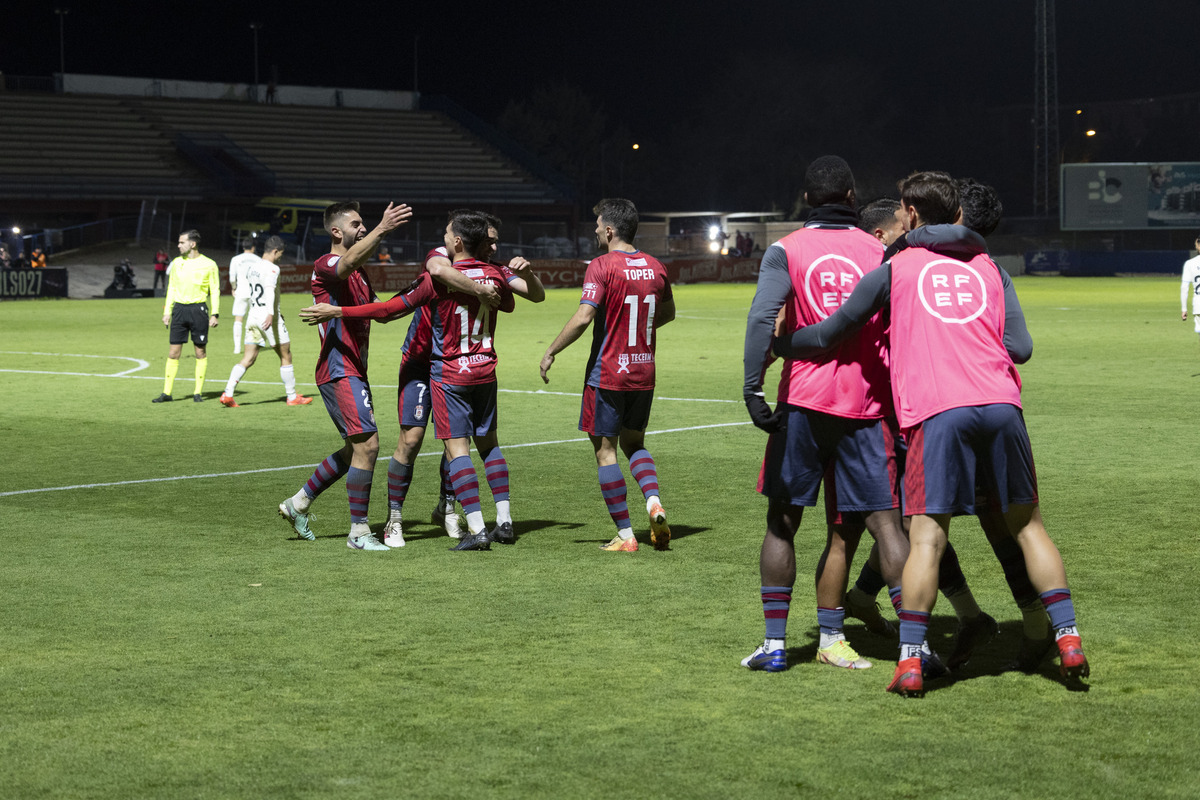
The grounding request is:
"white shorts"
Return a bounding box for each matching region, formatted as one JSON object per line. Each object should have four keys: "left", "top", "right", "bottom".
{"left": 232, "top": 294, "right": 251, "bottom": 318}
{"left": 245, "top": 309, "right": 290, "bottom": 348}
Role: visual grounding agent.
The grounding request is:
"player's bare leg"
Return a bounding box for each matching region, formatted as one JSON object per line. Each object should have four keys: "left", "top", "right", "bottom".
{"left": 814, "top": 523, "right": 872, "bottom": 669}
{"left": 1005, "top": 503, "right": 1088, "bottom": 680}
{"left": 888, "top": 513, "right": 949, "bottom": 697}
{"left": 742, "top": 498, "right": 802, "bottom": 671}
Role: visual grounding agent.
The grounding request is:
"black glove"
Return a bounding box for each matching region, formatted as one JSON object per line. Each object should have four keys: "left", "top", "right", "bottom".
{"left": 744, "top": 392, "right": 784, "bottom": 434}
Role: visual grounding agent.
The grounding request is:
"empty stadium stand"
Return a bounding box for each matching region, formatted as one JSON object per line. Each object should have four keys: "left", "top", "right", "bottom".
{"left": 0, "top": 91, "right": 571, "bottom": 209}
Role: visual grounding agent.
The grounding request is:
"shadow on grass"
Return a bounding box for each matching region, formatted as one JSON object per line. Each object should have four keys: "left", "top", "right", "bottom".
{"left": 572, "top": 523, "right": 707, "bottom": 549}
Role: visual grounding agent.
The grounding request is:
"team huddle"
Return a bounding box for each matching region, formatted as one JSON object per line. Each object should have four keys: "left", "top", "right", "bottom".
{"left": 741, "top": 156, "right": 1089, "bottom": 697}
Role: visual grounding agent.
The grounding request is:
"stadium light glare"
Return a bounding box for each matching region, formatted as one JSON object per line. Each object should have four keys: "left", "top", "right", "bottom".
{"left": 708, "top": 225, "right": 720, "bottom": 240}
{"left": 1086, "top": 130, "right": 1097, "bottom": 137}
{"left": 708, "top": 241, "right": 720, "bottom": 253}
{"left": 11, "top": 226, "right": 20, "bottom": 235}
{"left": 1076, "top": 109, "right": 1082, "bottom": 115}
{"left": 632, "top": 143, "right": 639, "bottom": 150}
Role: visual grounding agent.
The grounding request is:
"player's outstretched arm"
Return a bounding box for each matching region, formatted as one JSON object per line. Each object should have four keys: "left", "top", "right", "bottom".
{"left": 299, "top": 303, "right": 342, "bottom": 325}
{"left": 539, "top": 304, "right": 596, "bottom": 383}
{"left": 773, "top": 265, "right": 889, "bottom": 360}
{"left": 337, "top": 202, "right": 413, "bottom": 278}
{"left": 506, "top": 257, "right": 545, "bottom": 303}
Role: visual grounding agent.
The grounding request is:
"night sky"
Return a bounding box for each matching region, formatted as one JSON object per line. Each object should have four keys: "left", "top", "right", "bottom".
{"left": 9, "top": 1, "right": 1200, "bottom": 212}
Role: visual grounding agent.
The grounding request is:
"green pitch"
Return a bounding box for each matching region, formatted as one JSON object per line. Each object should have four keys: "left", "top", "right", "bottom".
{"left": 0, "top": 277, "right": 1195, "bottom": 798}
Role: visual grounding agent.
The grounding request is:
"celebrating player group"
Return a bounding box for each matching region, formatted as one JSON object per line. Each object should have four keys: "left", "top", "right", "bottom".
{"left": 195, "top": 163, "right": 1086, "bottom": 697}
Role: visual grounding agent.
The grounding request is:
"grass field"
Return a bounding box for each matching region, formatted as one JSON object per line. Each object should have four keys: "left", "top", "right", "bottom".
{"left": 1, "top": 276, "right": 1197, "bottom": 798}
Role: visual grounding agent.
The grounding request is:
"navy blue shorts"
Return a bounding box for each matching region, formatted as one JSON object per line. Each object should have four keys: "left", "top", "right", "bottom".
{"left": 903, "top": 403, "right": 1037, "bottom": 516}
{"left": 758, "top": 405, "right": 900, "bottom": 512}
{"left": 397, "top": 366, "right": 432, "bottom": 429}
{"left": 579, "top": 385, "right": 653, "bottom": 437}
{"left": 319, "top": 376, "right": 377, "bottom": 439}
{"left": 432, "top": 380, "right": 497, "bottom": 440}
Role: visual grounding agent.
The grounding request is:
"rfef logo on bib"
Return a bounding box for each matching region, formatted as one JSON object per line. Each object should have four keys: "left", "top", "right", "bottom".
{"left": 917, "top": 259, "right": 988, "bottom": 323}
{"left": 803, "top": 255, "right": 864, "bottom": 319}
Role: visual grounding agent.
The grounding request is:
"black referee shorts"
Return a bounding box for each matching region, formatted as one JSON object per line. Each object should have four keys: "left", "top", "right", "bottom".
{"left": 169, "top": 302, "right": 210, "bottom": 346}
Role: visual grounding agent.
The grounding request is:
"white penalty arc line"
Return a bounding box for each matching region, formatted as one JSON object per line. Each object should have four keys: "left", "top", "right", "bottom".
{"left": 0, "top": 421, "right": 752, "bottom": 497}
{"left": 0, "top": 351, "right": 150, "bottom": 377}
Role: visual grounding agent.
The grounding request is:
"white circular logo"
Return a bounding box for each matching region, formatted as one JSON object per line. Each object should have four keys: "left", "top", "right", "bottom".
{"left": 803, "top": 254, "right": 864, "bottom": 320}
{"left": 916, "top": 259, "right": 988, "bottom": 324}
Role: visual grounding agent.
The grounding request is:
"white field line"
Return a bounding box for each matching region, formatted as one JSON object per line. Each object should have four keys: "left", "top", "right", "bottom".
{"left": 0, "top": 421, "right": 751, "bottom": 497}
{"left": 0, "top": 354, "right": 742, "bottom": 401}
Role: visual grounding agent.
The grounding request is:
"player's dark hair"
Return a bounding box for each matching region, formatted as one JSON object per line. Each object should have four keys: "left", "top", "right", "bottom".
{"left": 323, "top": 200, "right": 360, "bottom": 234}
{"left": 242, "top": 238, "right": 256, "bottom": 250}
{"left": 448, "top": 209, "right": 490, "bottom": 258}
{"left": 264, "top": 235, "right": 285, "bottom": 252}
{"left": 804, "top": 155, "right": 856, "bottom": 207}
{"left": 182, "top": 229, "right": 201, "bottom": 244}
{"left": 900, "top": 171, "right": 960, "bottom": 226}
{"left": 593, "top": 198, "right": 638, "bottom": 242}
{"left": 858, "top": 199, "right": 901, "bottom": 234}
{"left": 483, "top": 212, "right": 502, "bottom": 231}
{"left": 956, "top": 178, "right": 1003, "bottom": 237}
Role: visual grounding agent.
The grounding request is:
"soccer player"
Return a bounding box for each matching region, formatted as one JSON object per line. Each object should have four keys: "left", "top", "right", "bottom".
{"left": 776, "top": 171, "right": 1089, "bottom": 696}
{"left": 539, "top": 198, "right": 675, "bottom": 553}
{"left": 277, "top": 200, "right": 435, "bottom": 552}
{"left": 741, "top": 156, "right": 910, "bottom": 673}
{"left": 218, "top": 236, "right": 313, "bottom": 407}
{"left": 426, "top": 210, "right": 515, "bottom": 551}
{"left": 1180, "top": 233, "right": 1200, "bottom": 338}
{"left": 229, "top": 238, "right": 257, "bottom": 355}
{"left": 858, "top": 198, "right": 905, "bottom": 246}
{"left": 153, "top": 229, "right": 220, "bottom": 403}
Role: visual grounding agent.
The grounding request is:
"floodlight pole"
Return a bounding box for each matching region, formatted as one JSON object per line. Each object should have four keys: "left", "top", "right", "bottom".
{"left": 54, "top": 8, "right": 69, "bottom": 86}
{"left": 250, "top": 23, "right": 262, "bottom": 102}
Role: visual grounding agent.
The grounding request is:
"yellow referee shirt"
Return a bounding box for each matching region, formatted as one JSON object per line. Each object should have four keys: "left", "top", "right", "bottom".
{"left": 164, "top": 254, "right": 220, "bottom": 317}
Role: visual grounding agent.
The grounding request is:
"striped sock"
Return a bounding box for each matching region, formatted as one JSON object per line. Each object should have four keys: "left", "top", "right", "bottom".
{"left": 1039, "top": 588, "right": 1078, "bottom": 639}
{"left": 345, "top": 466, "right": 372, "bottom": 525}
{"left": 304, "top": 451, "right": 350, "bottom": 501}
{"left": 597, "top": 464, "right": 630, "bottom": 530}
{"left": 888, "top": 585, "right": 903, "bottom": 615}
{"left": 448, "top": 455, "right": 482, "bottom": 516}
{"left": 898, "top": 609, "right": 930, "bottom": 661}
{"left": 387, "top": 458, "right": 413, "bottom": 512}
{"left": 481, "top": 446, "right": 511, "bottom": 524}
{"left": 761, "top": 586, "right": 792, "bottom": 642}
{"left": 628, "top": 448, "right": 660, "bottom": 500}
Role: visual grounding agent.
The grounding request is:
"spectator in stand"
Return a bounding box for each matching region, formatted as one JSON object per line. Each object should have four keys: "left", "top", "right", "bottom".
{"left": 1, "top": 244, "right": 11, "bottom": 269}
{"left": 153, "top": 249, "right": 170, "bottom": 290}
{"left": 376, "top": 246, "right": 393, "bottom": 264}
{"left": 31, "top": 248, "right": 46, "bottom": 268}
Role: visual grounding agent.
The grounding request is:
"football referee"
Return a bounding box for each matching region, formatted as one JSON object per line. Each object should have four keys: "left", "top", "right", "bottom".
{"left": 153, "top": 229, "right": 220, "bottom": 403}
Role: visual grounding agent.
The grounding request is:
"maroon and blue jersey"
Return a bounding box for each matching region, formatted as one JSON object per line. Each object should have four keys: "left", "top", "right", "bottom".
{"left": 429, "top": 258, "right": 514, "bottom": 386}
{"left": 581, "top": 250, "right": 672, "bottom": 391}
{"left": 311, "top": 252, "right": 376, "bottom": 385}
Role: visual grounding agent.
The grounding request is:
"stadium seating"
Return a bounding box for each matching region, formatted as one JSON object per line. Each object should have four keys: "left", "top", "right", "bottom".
{"left": 0, "top": 92, "right": 565, "bottom": 206}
